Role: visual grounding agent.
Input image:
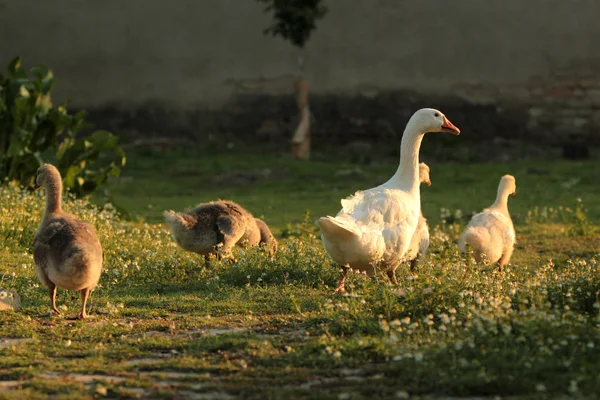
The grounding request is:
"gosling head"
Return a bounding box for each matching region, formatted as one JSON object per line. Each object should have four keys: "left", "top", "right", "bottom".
{"left": 255, "top": 219, "right": 277, "bottom": 256}
{"left": 419, "top": 162, "right": 431, "bottom": 186}
{"left": 500, "top": 174, "right": 517, "bottom": 197}
{"left": 35, "top": 164, "right": 62, "bottom": 190}
{"left": 409, "top": 108, "right": 460, "bottom": 136}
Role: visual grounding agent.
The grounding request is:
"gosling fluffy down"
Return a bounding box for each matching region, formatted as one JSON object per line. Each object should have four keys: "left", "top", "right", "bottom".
{"left": 164, "top": 200, "right": 277, "bottom": 260}
{"left": 459, "top": 175, "right": 516, "bottom": 270}
{"left": 33, "top": 164, "right": 103, "bottom": 319}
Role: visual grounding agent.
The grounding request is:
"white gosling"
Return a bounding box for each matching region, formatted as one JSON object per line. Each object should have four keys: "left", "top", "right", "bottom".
{"left": 317, "top": 108, "right": 460, "bottom": 293}
{"left": 459, "top": 175, "right": 517, "bottom": 271}
{"left": 405, "top": 162, "right": 431, "bottom": 273}
{"left": 33, "top": 164, "right": 103, "bottom": 319}
{"left": 164, "top": 200, "right": 277, "bottom": 263}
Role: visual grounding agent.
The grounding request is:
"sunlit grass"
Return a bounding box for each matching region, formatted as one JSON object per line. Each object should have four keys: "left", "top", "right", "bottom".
{"left": 0, "top": 148, "right": 599, "bottom": 398}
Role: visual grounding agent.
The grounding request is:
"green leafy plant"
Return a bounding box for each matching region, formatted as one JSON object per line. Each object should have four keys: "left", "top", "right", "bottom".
{"left": 0, "top": 56, "right": 125, "bottom": 196}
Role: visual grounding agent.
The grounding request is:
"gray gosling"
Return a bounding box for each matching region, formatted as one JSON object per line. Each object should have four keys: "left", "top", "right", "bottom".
{"left": 33, "top": 164, "right": 103, "bottom": 319}
{"left": 164, "top": 200, "right": 277, "bottom": 263}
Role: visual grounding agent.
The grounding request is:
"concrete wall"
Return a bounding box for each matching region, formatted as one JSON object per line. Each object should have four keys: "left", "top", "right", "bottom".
{"left": 1, "top": 0, "right": 599, "bottom": 140}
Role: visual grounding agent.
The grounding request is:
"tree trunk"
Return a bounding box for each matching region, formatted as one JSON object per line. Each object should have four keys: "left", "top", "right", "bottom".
{"left": 291, "top": 75, "right": 311, "bottom": 160}
{"left": 291, "top": 48, "right": 310, "bottom": 160}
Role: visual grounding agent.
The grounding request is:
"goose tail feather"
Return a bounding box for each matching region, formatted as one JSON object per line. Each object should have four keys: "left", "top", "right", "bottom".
{"left": 459, "top": 226, "right": 490, "bottom": 254}
{"left": 317, "top": 216, "right": 360, "bottom": 241}
{"left": 163, "top": 210, "right": 187, "bottom": 231}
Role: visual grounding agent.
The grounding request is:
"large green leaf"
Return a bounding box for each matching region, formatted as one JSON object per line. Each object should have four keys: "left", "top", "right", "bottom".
{"left": 0, "top": 57, "right": 126, "bottom": 197}
{"left": 89, "top": 130, "right": 119, "bottom": 151}
{"left": 35, "top": 93, "right": 52, "bottom": 113}
{"left": 7, "top": 57, "right": 24, "bottom": 78}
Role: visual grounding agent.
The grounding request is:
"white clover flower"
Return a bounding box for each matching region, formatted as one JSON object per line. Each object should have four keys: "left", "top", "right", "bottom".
{"left": 535, "top": 384, "right": 546, "bottom": 392}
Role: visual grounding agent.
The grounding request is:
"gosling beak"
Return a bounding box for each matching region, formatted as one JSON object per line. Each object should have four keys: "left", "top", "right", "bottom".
{"left": 34, "top": 183, "right": 41, "bottom": 190}
{"left": 512, "top": 191, "right": 517, "bottom": 197}
{"left": 425, "top": 180, "right": 432, "bottom": 187}
{"left": 441, "top": 116, "right": 460, "bottom": 135}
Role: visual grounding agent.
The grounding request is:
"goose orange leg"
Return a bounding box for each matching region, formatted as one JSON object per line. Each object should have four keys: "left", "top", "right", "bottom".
{"left": 334, "top": 266, "right": 349, "bottom": 294}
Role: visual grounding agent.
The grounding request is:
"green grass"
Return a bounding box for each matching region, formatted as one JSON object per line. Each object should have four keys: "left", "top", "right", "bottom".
{"left": 1, "top": 146, "right": 599, "bottom": 399}
{"left": 102, "top": 146, "right": 600, "bottom": 232}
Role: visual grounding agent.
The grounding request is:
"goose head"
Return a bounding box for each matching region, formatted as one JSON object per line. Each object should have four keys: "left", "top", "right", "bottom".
{"left": 35, "top": 164, "right": 61, "bottom": 190}
{"left": 409, "top": 108, "right": 460, "bottom": 136}
{"left": 500, "top": 174, "right": 517, "bottom": 197}
{"left": 419, "top": 162, "right": 431, "bottom": 186}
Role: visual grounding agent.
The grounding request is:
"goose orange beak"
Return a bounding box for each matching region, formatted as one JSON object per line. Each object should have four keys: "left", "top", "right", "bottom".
{"left": 425, "top": 180, "right": 431, "bottom": 187}
{"left": 441, "top": 116, "right": 460, "bottom": 135}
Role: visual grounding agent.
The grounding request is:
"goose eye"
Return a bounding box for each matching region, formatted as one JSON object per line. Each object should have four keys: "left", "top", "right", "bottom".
{"left": 434, "top": 113, "right": 440, "bottom": 117}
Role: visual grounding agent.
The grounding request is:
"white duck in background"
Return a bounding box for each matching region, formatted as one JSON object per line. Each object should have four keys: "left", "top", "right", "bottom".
{"left": 404, "top": 162, "right": 432, "bottom": 274}
{"left": 459, "top": 175, "right": 516, "bottom": 271}
{"left": 317, "top": 108, "right": 460, "bottom": 293}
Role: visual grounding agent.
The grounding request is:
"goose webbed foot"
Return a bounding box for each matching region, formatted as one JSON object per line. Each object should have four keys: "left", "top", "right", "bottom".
{"left": 67, "top": 312, "right": 86, "bottom": 320}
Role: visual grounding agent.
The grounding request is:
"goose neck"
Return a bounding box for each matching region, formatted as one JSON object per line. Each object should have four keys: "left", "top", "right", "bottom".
{"left": 490, "top": 185, "right": 510, "bottom": 213}
{"left": 43, "top": 179, "right": 63, "bottom": 219}
{"left": 387, "top": 122, "right": 424, "bottom": 191}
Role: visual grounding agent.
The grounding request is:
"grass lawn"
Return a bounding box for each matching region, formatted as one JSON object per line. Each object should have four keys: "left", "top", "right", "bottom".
{"left": 1, "top": 145, "right": 599, "bottom": 399}
{"left": 103, "top": 145, "right": 600, "bottom": 231}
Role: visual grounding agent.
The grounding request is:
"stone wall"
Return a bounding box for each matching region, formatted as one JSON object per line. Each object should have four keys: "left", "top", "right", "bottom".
{"left": 527, "top": 62, "right": 600, "bottom": 140}
{"left": 0, "top": 0, "right": 599, "bottom": 143}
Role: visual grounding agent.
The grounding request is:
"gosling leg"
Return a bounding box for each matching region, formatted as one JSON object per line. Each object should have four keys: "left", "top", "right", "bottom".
{"left": 68, "top": 288, "right": 90, "bottom": 320}
{"left": 49, "top": 284, "right": 60, "bottom": 316}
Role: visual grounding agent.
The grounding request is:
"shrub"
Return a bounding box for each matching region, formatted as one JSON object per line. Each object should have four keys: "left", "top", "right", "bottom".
{"left": 0, "top": 56, "right": 125, "bottom": 197}
{"left": 257, "top": 0, "right": 328, "bottom": 49}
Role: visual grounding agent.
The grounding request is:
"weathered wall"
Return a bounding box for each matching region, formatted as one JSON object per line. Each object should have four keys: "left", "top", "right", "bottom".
{"left": 1, "top": 0, "right": 599, "bottom": 141}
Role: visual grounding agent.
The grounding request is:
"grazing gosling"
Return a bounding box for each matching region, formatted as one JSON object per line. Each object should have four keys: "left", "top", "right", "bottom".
{"left": 33, "top": 164, "right": 103, "bottom": 319}
{"left": 459, "top": 175, "right": 517, "bottom": 271}
{"left": 404, "top": 162, "right": 431, "bottom": 273}
{"left": 255, "top": 218, "right": 278, "bottom": 255}
{"left": 164, "top": 200, "right": 277, "bottom": 262}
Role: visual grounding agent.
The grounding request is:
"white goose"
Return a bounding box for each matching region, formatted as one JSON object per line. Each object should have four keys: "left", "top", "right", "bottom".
{"left": 318, "top": 109, "right": 460, "bottom": 293}
{"left": 404, "top": 162, "right": 432, "bottom": 274}
{"left": 459, "top": 175, "right": 516, "bottom": 271}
